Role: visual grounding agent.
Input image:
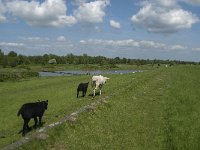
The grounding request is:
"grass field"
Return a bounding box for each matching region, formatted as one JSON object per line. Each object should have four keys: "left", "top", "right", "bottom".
{"left": 0, "top": 65, "right": 200, "bottom": 149}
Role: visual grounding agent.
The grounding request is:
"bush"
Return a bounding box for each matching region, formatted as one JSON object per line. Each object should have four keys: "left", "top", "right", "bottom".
{"left": 0, "top": 71, "right": 39, "bottom": 82}
{"left": 17, "top": 65, "right": 31, "bottom": 70}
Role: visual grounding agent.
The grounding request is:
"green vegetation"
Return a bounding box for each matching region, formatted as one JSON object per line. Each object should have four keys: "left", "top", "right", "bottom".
{"left": 0, "top": 65, "right": 200, "bottom": 149}
{"left": 0, "top": 71, "right": 39, "bottom": 82}
{"left": 1, "top": 50, "right": 199, "bottom": 69}
{"left": 1, "top": 49, "right": 199, "bottom": 81}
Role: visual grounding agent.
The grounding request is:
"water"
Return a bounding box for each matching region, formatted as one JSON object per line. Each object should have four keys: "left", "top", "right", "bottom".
{"left": 39, "top": 70, "right": 142, "bottom": 77}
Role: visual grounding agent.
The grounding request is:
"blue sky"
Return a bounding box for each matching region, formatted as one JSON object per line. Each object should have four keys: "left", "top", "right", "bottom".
{"left": 0, "top": 0, "right": 200, "bottom": 61}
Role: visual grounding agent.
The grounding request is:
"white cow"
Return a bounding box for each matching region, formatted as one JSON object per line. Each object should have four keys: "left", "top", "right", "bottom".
{"left": 91, "top": 75, "right": 110, "bottom": 97}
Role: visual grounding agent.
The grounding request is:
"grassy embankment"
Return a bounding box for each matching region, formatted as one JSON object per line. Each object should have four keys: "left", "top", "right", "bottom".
{"left": 0, "top": 64, "right": 151, "bottom": 81}
{"left": 0, "top": 64, "right": 153, "bottom": 72}
{"left": 0, "top": 65, "right": 200, "bottom": 149}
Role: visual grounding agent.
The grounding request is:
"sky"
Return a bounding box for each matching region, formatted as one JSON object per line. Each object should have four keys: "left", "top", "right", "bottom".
{"left": 0, "top": 0, "right": 200, "bottom": 62}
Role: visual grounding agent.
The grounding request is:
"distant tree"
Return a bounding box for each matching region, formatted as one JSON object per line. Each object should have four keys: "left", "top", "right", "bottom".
{"left": 122, "top": 57, "right": 127, "bottom": 64}
{"left": 43, "top": 54, "right": 49, "bottom": 64}
{"left": 114, "top": 57, "right": 120, "bottom": 64}
{"left": 2, "top": 55, "right": 8, "bottom": 68}
{"left": 18, "top": 55, "right": 31, "bottom": 65}
{"left": 82, "top": 53, "right": 89, "bottom": 64}
{"left": 0, "top": 49, "right": 198, "bottom": 67}
{"left": 6, "top": 51, "right": 19, "bottom": 67}
{"left": 66, "top": 53, "right": 75, "bottom": 64}
{"left": 8, "top": 51, "right": 17, "bottom": 57}
{"left": 0, "top": 49, "right": 4, "bottom": 65}
{"left": 8, "top": 57, "right": 19, "bottom": 67}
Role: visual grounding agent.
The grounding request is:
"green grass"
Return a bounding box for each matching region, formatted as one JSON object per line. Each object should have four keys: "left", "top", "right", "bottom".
{"left": 0, "top": 65, "right": 200, "bottom": 149}
{"left": 0, "top": 75, "right": 94, "bottom": 147}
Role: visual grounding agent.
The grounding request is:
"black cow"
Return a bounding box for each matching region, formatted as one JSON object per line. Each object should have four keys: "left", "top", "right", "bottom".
{"left": 17, "top": 100, "right": 48, "bottom": 136}
{"left": 77, "top": 82, "right": 89, "bottom": 98}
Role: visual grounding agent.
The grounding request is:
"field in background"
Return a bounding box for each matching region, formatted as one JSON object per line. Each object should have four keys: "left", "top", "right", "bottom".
{"left": 0, "top": 63, "right": 154, "bottom": 72}
{"left": 0, "top": 64, "right": 153, "bottom": 81}
{"left": 0, "top": 65, "right": 200, "bottom": 149}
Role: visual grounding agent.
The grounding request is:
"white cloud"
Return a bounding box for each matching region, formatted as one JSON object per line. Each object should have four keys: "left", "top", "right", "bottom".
{"left": 6, "top": 0, "right": 77, "bottom": 27}
{"left": 74, "top": 0, "right": 110, "bottom": 24}
{"left": 80, "top": 40, "right": 86, "bottom": 44}
{"left": 0, "top": 42, "right": 24, "bottom": 47}
{"left": 94, "top": 26, "right": 101, "bottom": 32}
{"left": 110, "top": 20, "right": 121, "bottom": 29}
{"left": 183, "top": 0, "right": 200, "bottom": 6}
{"left": 0, "top": 0, "right": 6, "bottom": 23}
{"left": 168, "top": 45, "right": 186, "bottom": 50}
{"left": 139, "top": 40, "right": 166, "bottom": 49}
{"left": 57, "top": 36, "right": 66, "bottom": 42}
{"left": 153, "top": 0, "right": 177, "bottom": 7}
{"left": 79, "top": 38, "right": 186, "bottom": 51}
{"left": 19, "top": 36, "right": 41, "bottom": 41}
{"left": 131, "top": 1, "right": 199, "bottom": 33}
{"left": 72, "top": 0, "right": 88, "bottom": 6}
{"left": 192, "top": 47, "right": 200, "bottom": 51}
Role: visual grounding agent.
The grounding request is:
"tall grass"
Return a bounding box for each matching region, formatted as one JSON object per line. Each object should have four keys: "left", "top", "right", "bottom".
{"left": 0, "top": 65, "right": 200, "bottom": 149}
{"left": 0, "top": 75, "right": 94, "bottom": 147}
{"left": 163, "top": 65, "right": 200, "bottom": 149}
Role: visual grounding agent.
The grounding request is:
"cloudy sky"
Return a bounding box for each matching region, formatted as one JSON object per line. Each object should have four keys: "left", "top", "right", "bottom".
{"left": 0, "top": 0, "right": 200, "bottom": 61}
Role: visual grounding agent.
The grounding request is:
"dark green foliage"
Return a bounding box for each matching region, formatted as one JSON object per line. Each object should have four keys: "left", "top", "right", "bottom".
{"left": 0, "top": 49, "right": 4, "bottom": 65}
{"left": 8, "top": 51, "right": 17, "bottom": 57}
{"left": 0, "top": 71, "right": 39, "bottom": 82}
{"left": 0, "top": 50, "right": 199, "bottom": 67}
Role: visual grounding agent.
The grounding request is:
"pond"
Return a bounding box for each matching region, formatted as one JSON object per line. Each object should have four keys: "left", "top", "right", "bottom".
{"left": 39, "top": 70, "right": 142, "bottom": 77}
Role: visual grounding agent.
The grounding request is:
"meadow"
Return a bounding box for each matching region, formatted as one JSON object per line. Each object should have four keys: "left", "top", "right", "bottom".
{"left": 0, "top": 65, "right": 200, "bottom": 149}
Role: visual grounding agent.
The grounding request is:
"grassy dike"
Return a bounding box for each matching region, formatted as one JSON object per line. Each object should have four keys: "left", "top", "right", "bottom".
{"left": 0, "top": 65, "right": 200, "bottom": 149}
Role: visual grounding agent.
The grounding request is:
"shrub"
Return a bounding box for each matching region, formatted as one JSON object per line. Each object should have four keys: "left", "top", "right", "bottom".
{"left": 0, "top": 71, "right": 39, "bottom": 82}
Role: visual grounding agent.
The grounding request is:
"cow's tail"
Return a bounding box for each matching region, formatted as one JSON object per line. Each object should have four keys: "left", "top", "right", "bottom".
{"left": 17, "top": 107, "right": 22, "bottom": 116}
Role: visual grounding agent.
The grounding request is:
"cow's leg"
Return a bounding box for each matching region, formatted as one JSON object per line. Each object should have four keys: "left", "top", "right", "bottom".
{"left": 93, "top": 89, "right": 96, "bottom": 97}
{"left": 77, "top": 90, "right": 79, "bottom": 98}
{"left": 22, "top": 120, "right": 26, "bottom": 136}
{"left": 33, "top": 117, "right": 38, "bottom": 128}
{"left": 26, "top": 119, "right": 31, "bottom": 131}
{"left": 39, "top": 116, "right": 42, "bottom": 126}
{"left": 82, "top": 91, "right": 84, "bottom": 97}
{"left": 23, "top": 119, "right": 30, "bottom": 136}
{"left": 99, "top": 85, "right": 102, "bottom": 95}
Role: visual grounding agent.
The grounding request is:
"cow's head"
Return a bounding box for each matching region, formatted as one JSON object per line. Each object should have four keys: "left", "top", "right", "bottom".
{"left": 41, "top": 100, "right": 48, "bottom": 110}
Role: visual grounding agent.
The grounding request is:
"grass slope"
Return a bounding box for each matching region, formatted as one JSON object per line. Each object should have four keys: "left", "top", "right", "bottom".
{"left": 0, "top": 65, "right": 200, "bottom": 149}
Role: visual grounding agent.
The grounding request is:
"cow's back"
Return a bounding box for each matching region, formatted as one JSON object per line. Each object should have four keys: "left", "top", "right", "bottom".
{"left": 92, "top": 75, "right": 104, "bottom": 86}
{"left": 20, "top": 103, "right": 44, "bottom": 118}
{"left": 77, "top": 83, "right": 88, "bottom": 90}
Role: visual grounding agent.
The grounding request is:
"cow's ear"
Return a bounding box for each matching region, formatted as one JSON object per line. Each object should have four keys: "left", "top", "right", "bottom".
{"left": 46, "top": 100, "right": 48, "bottom": 103}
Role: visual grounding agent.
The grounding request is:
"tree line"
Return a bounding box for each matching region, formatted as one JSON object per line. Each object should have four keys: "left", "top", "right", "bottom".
{"left": 0, "top": 49, "right": 199, "bottom": 68}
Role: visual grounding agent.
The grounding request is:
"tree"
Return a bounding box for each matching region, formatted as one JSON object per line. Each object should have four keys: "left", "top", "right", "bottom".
{"left": 2, "top": 55, "right": 8, "bottom": 68}
{"left": 0, "top": 49, "right": 4, "bottom": 65}
{"left": 43, "top": 54, "right": 49, "bottom": 64}
{"left": 114, "top": 57, "right": 120, "bottom": 64}
{"left": 18, "top": 55, "right": 31, "bottom": 65}
{"left": 8, "top": 51, "right": 17, "bottom": 57}
{"left": 8, "top": 57, "right": 19, "bottom": 67}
